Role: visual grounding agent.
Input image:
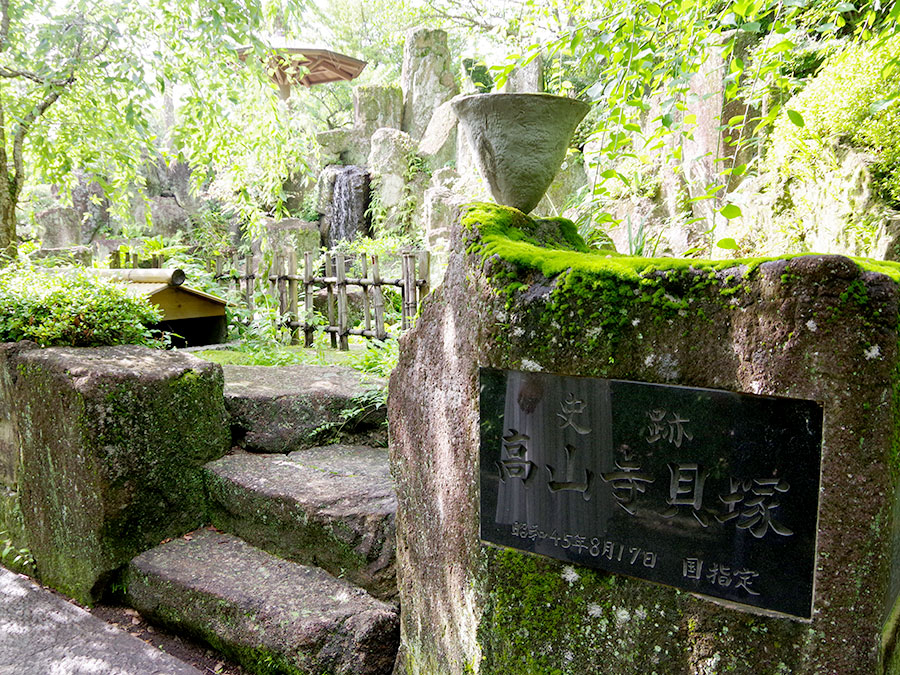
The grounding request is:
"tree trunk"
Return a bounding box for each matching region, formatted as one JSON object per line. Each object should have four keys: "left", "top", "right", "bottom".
{"left": 0, "top": 181, "right": 14, "bottom": 260}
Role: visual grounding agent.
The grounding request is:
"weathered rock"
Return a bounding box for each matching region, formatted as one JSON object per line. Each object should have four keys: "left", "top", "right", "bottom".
{"left": 71, "top": 172, "right": 110, "bottom": 243}
{"left": 500, "top": 52, "right": 543, "bottom": 93}
{"left": 354, "top": 85, "right": 404, "bottom": 133}
{"left": 423, "top": 169, "right": 465, "bottom": 287}
{"left": 0, "top": 342, "right": 36, "bottom": 558}
{"left": 222, "top": 363, "right": 385, "bottom": 453}
{"left": 30, "top": 245, "right": 92, "bottom": 266}
{"left": 532, "top": 151, "right": 589, "bottom": 219}
{"left": 389, "top": 203, "right": 900, "bottom": 674}
{"left": 418, "top": 100, "right": 458, "bottom": 171}
{"left": 313, "top": 286, "right": 367, "bottom": 326}
{"left": 132, "top": 196, "right": 192, "bottom": 237}
{"left": 452, "top": 93, "right": 590, "bottom": 214}
{"left": 724, "top": 153, "right": 900, "bottom": 260}
{"left": 368, "top": 128, "right": 423, "bottom": 233}
{"left": 125, "top": 529, "right": 399, "bottom": 675}
{"left": 265, "top": 217, "right": 320, "bottom": 254}
{"left": 401, "top": 28, "right": 458, "bottom": 142}
{"left": 205, "top": 445, "right": 397, "bottom": 598}
{"left": 316, "top": 86, "right": 404, "bottom": 166}
{"left": 37, "top": 205, "right": 81, "bottom": 248}
{"left": 0, "top": 567, "right": 202, "bottom": 675}
{"left": 6, "top": 346, "right": 228, "bottom": 605}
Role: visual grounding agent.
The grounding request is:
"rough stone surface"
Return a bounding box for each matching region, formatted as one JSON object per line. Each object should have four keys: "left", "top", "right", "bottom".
{"left": 0, "top": 567, "right": 201, "bottom": 675}
{"left": 5, "top": 345, "right": 229, "bottom": 605}
{"left": 265, "top": 217, "right": 320, "bottom": 254}
{"left": 132, "top": 196, "right": 192, "bottom": 237}
{"left": 401, "top": 28, "right": 458, "bottom": 142}
{"left": 726, "top": 152, "right": 900, "bottom": 260}
{"left": 316, "top": 86, "right": 403, "bottom": 167}
{"left": 125, "top": 529, "right": 399, "bottom": 675}
{"left": 418, "top": 100, "right": 458, "bottom": 171}
{"left": 37, "top": 205, "right": 81, "bottom": 248}
{"left": 71, "top": 172, "right": 110, "bottom": 243}
{"left": 389, "top": 204, "right": 900, "bottom": 674}
{"left": 205, "top": 445, "right": 397, "bottom": 598}
{"left": 500, "top": 53, "right": 543, "bottom": 93}
{"left": 222, "top": 363, "right": 386, "bottom": 454}
{"left": 452, "top": 93, "right": 590, "bottom": 214}
{"left": 30, "top": 245, "right": 92, "bottom": 265}
{"left": 532, "top": 151, "right": 589, "bottom": 219}
{"left": 368, "top": 128, "right": 420, "bottom": 232}
{"left": 354, "top": 85, "right": 404, "bottom": 133}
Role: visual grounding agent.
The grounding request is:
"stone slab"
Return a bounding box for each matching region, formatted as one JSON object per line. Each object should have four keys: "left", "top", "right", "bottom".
{"left": 222, "top": 364, "right": 385, "bottom": 453}
{"left": 7, "top": 345, "right": 229, "bottom": 605}
{"left": 125, "top": 529, "right": 399, "bottom": 675}
{"left": 205, "top": 445, "right": 397, "bottom": 599}
{"left": 0, "top": 567, "right": 200, "bottom": 675}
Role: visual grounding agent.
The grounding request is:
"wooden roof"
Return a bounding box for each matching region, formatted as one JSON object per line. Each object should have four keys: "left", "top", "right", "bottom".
{"left": 240, "top": 47, "right": 367, "bottom": 99}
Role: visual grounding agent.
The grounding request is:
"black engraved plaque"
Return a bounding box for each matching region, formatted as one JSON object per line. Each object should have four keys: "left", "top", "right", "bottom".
{"left": 479, "top": 367, "right": 823, "bottom": 619}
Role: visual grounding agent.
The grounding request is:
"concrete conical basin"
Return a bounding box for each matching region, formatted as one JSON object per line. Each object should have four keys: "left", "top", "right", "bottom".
{"left": 452, "top": 93, "right": 590, "bottom": 214}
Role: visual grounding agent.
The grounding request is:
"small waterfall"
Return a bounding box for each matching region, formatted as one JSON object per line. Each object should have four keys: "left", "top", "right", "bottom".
{"left": 326, "top": 166, "right": 371, "bottom": 248}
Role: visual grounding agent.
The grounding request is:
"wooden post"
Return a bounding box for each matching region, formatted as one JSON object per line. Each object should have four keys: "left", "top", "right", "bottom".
{"left": 288, "top": 251, "right": 299, "bottom": 345}
{"left": 401, "top": 252, "right": 417, "bottom": 330}
{"left": 110, "top": 249, "right": 122, "bottom": 269}
{"left": 304, "top": 251, "right": 314, "bottom": 347}
{"left": 336, "top": 252, "right": 349, "bottom": 351}
{"left": 215, "top": 255, "right": 223, "bottom": 280}
{"left": 372, "top": 255, "right": 387, "bottom": 341}
{"left": 152, "top": 253, "right": 162, "bottom": 268}
{"left": 417, "top": 250, "right": 431, "bottom": 308}
{"left": 232, "top": 253, "right": 241, "bottom": 296}
{"left": 325, "top": 253, "right": 337, "bottom": 348}
{"left": 361, "top": 256, "right": 372, "bottom": 334}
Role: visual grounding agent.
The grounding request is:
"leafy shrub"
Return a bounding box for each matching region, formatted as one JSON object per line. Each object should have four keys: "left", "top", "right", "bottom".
{"left": 768, "top": 34, "right": 900, "bottom": 205}
{"left": 0, "top": 266, "right": 163, "bottom": 347}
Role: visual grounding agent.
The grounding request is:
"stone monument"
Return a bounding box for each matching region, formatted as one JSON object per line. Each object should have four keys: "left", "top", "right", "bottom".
{"left": 389, "top": 202, "right": 900, "bottom": 674}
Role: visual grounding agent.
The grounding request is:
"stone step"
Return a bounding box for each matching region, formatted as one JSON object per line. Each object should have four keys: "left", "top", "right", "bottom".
{"left": 204, "top": 445, "right": 397, "bottom": 600}
{"left": 222, "top": 363, "right": 386, "bottom": 453}
{"left": 124, "top": 529, "right": 399, "bottom": 675}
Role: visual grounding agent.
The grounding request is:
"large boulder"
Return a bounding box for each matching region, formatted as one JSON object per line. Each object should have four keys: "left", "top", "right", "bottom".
{"left": 418, "top": 100, "right": 458, "bottom": 172}
{"left": 2, "top": 345, "right": 229, "bottom": 605}
{"left": 317, "top": 85, "right": 404, "bottom": 166}
{"left": 389, "top": 203, "right": 900, "bottom": 674}
{"left": 368, "top": 128, "right": 423, "bottom": 234}
{"left": 37, "top": 206, "right": 81, "bottom": 249}
{"left": 401, "top": 28, "right": 458, "bottom": 142}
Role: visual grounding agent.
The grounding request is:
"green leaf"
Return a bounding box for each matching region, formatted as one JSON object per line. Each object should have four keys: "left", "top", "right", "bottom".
{"left": 835, "top": 2, "right": 856, "bottom": 11}
{"left": 720, "top": 204, "right": 743, "bottom": 219}
{"left": 740, "top": 21, "right": 761, "bottom": 32}
{"left": 716, "top": 238, "right": 739, "bottom": 250}
{"left": 787, "top": 109, "right": 805, "bottom": 127}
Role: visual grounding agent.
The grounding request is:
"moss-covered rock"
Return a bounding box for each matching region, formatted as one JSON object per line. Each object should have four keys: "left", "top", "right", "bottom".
{"left": 389, "top": 202, "right": 900, "bottom": 674}
{"left": 6, "top": 345, "right": 228, "bottom": 605}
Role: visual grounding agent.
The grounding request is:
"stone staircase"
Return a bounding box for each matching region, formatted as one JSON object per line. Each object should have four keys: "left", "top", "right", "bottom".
{"left": 121, "top": 363, "right": 398, "bottom": 675}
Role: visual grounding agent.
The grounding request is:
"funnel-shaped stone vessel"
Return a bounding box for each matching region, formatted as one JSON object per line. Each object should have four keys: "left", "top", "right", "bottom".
{"left": 452, "top": 93, "right": 590, "bottom": 214}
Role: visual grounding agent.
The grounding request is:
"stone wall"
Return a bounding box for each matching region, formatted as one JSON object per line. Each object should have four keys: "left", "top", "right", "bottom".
{"left": 0, "top": 345, "right": 229, "bottom": 605}
{"left": 389, "top": 202, "right": 900, "bottom": 674}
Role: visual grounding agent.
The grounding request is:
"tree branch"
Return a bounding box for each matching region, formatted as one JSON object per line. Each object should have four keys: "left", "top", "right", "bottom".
{"left": 11, "top": 79, "right": 72, "bottom": 198}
